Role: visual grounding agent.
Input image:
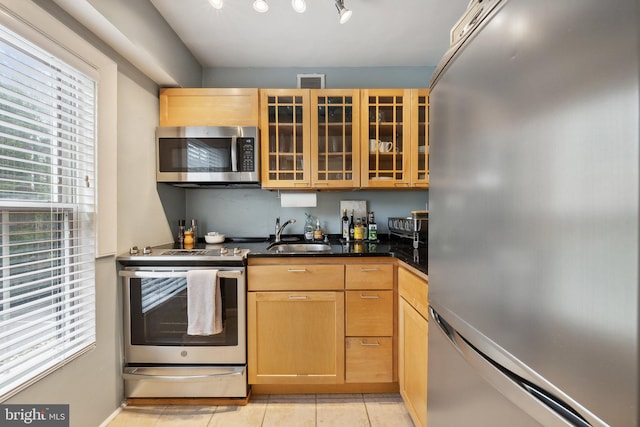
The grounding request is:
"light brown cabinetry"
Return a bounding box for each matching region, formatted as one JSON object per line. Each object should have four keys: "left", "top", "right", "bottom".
{"left": 411, "top": 89, "right": 429, "bottom": 187}
{"left": 345, "top": 262, "right": 395, "bottom": 384}
{"left": 259, "top": 89, "right": 360, "bottom": 189}
{"left": 247, "top": 258, "right": 398, "bottom": 391}
{"left": 159, "top": 88, "right": 259, "bottom": 127}
{"left": 310, "top": 90, "right": 361, "bottom": 188}
{"left": 361, "top": 89, "right": 429, "bottom": 188}
{"left": 361, "top": 89, "right": 412, "bottom": 188}
{"left": 259, "top": 89, "right": 310, "bottom": 188}
{"left": 398, "top": 265, "right": 429, "bottom": 427}
{"left": 247, "top": 260, "right": 345, "bottom": 385}
{"left": 247, "top": 291, "right": 344, "bottom": 385}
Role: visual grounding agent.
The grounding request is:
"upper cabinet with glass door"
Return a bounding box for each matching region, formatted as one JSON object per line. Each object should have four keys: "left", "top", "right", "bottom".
{"left": 361, "top": 89, "right": 412, "bottom": 188}
{"left": 310, "top": 90, "right": 360, "bottom": 189}
{"left": 411, "top": 89, "right": 429, "bottom": 188}
{"left": 260, "top": 89, "right": 311, "bottom": 189}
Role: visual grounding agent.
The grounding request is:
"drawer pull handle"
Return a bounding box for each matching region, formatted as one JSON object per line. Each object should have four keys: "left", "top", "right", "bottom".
{"left": 288, "top": 296, "right": 308, "bottom": 300}
{"left": 287, "top": 269, "right": 307, "bottom": 273}
{"left": 360, "top": 294, "right": 380, "bottom": 299}
{"left": 359, "top": 268, "right": 380, "bottom": 272}
{"left": 360, "top": 341, "right": 380, "bottom": 346}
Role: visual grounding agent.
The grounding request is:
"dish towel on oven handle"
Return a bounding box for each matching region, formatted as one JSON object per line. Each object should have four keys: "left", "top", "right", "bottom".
{"left": 187, "top": 269, "right": 223, "bottom": 335}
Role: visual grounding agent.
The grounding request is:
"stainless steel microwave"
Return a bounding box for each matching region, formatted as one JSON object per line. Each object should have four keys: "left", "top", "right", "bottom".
{"left": 156, "top": 126, "right": 260, "bottom": 187}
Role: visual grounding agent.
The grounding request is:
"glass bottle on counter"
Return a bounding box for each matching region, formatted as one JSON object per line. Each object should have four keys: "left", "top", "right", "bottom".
{"left": 314, "top": 218, "right": 323, "bottom": 241}
{"left": 362, "top": 216, "right": 368, "bottom": 241}
{"left": 368, "top": 212, "right": 378, "bottom": 241}
{"left": 304, "top": 213, "right": 314, "bottom": 241}
{"left": 348, "top": 210, "right": 355, "bottom": 241}
{"left": 354, "top": 218, "right": 364, "bottom": 241}
{"left": 341, "top": 209, "right": 349, "bottom": 240}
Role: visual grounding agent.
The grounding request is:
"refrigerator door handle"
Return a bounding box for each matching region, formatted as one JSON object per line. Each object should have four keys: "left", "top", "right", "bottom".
{"left": 429, "top": 307, "right": 596, "bottom": 427}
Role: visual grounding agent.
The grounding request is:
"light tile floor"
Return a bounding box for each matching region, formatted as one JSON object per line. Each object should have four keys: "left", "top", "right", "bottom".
{"left": 107, "top": 393, "right": 415, "bottom": 427}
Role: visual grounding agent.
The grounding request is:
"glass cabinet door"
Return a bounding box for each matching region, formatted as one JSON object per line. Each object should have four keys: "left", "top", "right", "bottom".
{"left": 260, "top": 89, "right": 311, "bottom": 188}
{"left": 411, "top": 89, "right": 429, "bottom": 187}
{"left": 311, "top": 89, "right": 360, "bottom": 188}
{"left": 361, "top": 89, "right": 411, "bottom": 187}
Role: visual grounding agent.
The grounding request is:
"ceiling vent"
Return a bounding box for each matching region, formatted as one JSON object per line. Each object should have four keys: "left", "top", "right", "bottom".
{"left": 297, "top": 73, "right": 325, "bottom": 89}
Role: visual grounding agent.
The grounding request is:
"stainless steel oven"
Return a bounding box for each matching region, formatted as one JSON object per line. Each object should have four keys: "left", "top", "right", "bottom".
{"left": 118, "top": 248, "right": 249, "bottom": 398}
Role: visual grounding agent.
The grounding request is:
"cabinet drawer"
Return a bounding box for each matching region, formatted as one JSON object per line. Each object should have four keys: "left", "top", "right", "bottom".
{"left": 345, "top": 264, "right": 393, "bottom": 289}
{"left": 345, "top": 290, "right": 393, "bottom": 336}
{"left": 248, "top": 264, "right": 344, "bottom": 291}
{"left": 398, "top": 267, "right": 428, "bottom": 319}
{"left": 345, "top": 337, "right": 393, "bottom": 383}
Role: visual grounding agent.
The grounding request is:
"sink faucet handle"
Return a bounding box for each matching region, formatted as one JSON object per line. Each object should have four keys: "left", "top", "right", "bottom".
{"left": 275, "top": 217, "right": 280, "bottom": 235}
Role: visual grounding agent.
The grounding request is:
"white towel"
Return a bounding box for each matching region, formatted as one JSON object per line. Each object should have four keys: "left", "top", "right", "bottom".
{"left": 187, "top": 269, "right": 223, "bottom": 335}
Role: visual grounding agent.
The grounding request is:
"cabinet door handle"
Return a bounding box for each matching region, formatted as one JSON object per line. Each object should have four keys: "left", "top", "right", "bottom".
{"left": 360, "top": 341, "right": 380, "bottom": 346}
{"left": 360, "top": 294, "right": 380, "bottom": 299}
{"left": 288, "top": 296, "right": 308, "bottom": 300}
{"left": 359, "top": 268, "right": 380, "bottom": 272}
{"left": 287, "top": 269, "right": 307, "bottom": 273}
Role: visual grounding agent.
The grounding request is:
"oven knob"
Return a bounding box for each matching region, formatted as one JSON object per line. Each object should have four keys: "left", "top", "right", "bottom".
{"left": 143, "top": 246, "right": 153, "bottom": 255}
{"left": 233, "top": 247, "right": 242, "bottom": 255}
{"left": 181, "top": 351, "right": 188, "bottom": 357}
{"left": 220, "top": 247, "right": 228, "bottom": 255}
{"left": 129, "top": 246, "right": 139, "bottom": 255}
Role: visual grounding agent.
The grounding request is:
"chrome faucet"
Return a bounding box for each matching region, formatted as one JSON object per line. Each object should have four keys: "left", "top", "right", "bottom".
{"left": 275, "top": 217, "right": 296, "bottom": 243}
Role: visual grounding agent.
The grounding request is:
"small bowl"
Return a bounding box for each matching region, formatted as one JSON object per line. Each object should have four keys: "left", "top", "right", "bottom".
{"left": 205, "top": 233, "right": 225, "bottom": 244}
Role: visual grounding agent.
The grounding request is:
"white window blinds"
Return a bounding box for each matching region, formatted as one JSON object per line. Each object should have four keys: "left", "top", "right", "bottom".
{"left": 0, "top": 24, "right": 96, "bottom": 400}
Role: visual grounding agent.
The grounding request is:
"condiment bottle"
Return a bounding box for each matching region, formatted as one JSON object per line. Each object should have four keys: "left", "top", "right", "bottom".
{"left": 341, "top": 209, "right": 349, "bottom": 240}
{"left": 183, "top": 230, "right": 194, "bottom": 249}
{"left": 354, "top": 218, "right": 364, "bottom": 241}
{"left": 314, "top": 218, "right": 323, "bottom": 240}
{"left": 368, "top": 212, "right": 378, "bottom": 241}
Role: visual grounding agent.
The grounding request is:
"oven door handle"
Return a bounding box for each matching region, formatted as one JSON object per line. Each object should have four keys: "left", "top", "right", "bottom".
{"left": 119, "top": 270, "right": 243, "bottom": 279}
{"left": 123, "top": 367, "right": 244, "bottom": 381}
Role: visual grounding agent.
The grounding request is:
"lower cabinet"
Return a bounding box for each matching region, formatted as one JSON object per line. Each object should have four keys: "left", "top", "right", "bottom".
{"left": 398, "top": 265, "right": 429, "bottom": 427}
{"left": 345, "top": 337, "right": 393, "bottom": 383}
{"left": 344, "top": 263, "right": 395, "bottom": 383}
{"left": 247, "top": 258, "right": 397, "bottom": 390}
{"left": 247, "top": 291, "right": 344, "bottom": 384}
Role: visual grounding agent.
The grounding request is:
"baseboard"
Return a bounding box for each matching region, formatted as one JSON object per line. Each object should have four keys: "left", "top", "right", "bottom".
{"left": 98, "top": 403, "right": 125, "bottom": 427}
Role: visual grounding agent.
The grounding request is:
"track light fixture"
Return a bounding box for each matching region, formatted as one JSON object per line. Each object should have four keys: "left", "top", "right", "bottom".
{"left": 253, "top": 0, "right": 269, "bottom": 13}
{"left": 335, "top": 0, "right": 352, "bottom": 24}
{"left": 207, "top": 0, "right": 351, "bottom": 22}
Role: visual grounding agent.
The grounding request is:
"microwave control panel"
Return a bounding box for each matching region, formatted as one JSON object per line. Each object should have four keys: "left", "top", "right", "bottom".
{"left": 238, "top": 138, "right": 255, "bottom": 172}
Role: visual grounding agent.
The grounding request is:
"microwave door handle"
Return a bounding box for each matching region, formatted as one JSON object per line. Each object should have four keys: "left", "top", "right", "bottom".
{"left": 231, "top": 137, "right": 238, "bottom": 172}
{"left": 118, "top": 270, "right": 243, "bottom": 279}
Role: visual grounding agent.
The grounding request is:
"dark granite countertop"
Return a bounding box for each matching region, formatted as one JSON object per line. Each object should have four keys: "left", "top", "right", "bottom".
{"left": 242, "top": 235, "right": 427, "bottom": 275}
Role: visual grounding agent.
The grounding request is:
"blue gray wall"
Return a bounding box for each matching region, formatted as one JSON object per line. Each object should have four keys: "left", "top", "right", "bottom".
{"left": 184, "top": 188, "right": 428, "bottom": 239}
{"left": 202, "top": 66, "right": 435, "bottom": 88}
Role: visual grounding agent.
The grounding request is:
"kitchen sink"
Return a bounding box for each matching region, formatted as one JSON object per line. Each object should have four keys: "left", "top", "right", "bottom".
{"left": 267, "top": 242, "right": 332, "bottom": 253}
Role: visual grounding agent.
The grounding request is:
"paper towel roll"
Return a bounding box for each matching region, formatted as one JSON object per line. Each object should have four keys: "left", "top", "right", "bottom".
{"left": 280, "top": 192, "right": 317, "bottom": 207}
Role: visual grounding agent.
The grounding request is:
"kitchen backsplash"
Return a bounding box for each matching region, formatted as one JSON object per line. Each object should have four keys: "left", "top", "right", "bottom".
{"left": 175, "top": 188, "right": 428, "bottom": 239}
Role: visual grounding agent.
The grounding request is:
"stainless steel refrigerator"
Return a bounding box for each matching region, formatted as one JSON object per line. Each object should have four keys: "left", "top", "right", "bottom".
{"left": 427, "top": 0, "right": 639, "bottom": 426}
